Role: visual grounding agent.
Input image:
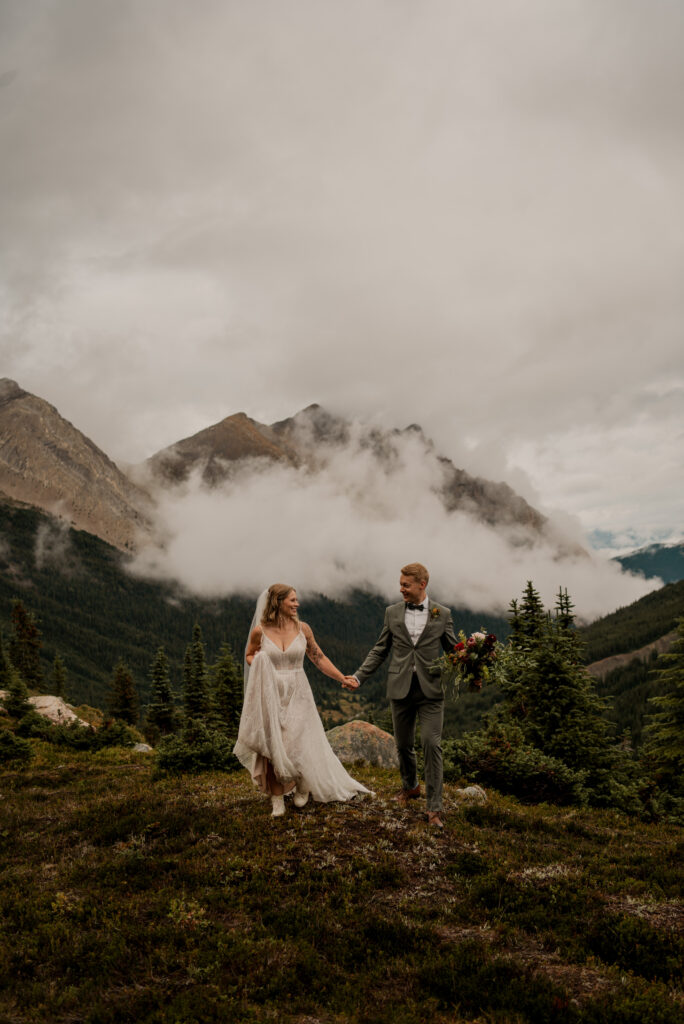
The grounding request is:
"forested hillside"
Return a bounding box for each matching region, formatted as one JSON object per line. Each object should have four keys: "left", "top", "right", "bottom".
{"left": 615, "top": 542, "right": 684, "bottom": 584}
{"left": 0, "top": 502, "right": 507, "bottom": 721}
{"left": 580, "top": 580, "right": 684, "bottom": 663}
{"left": 578, "top": 581, "right": 684, "bottom": 746}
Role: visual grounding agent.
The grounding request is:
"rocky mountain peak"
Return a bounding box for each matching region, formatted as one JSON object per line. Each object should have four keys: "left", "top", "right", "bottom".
{"left": 0, "top": 380, "right": 153, "bottom": 550}
{"left": 0, "top": 378, "right": 27, "bottom": 404}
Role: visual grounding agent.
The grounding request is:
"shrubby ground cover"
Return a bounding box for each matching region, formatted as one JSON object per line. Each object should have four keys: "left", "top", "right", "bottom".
{"left": 1, "top": 747, "right": 681, "bottom": 1024}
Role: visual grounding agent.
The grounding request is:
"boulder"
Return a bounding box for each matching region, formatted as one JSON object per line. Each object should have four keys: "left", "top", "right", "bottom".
{"left": 0, "top": 692, "right": 91, "bottom": 728}
{"left": 132, "top": 742, "right": 153, "bottom": 753}
{"left": 326, "top": 719, "right": 398, "bottom": 768}
{"left": 453, "top": 784, "right": 487, "bottom": 804}
{"left": 27, "top": 696, "right": 91, "bottom": 727}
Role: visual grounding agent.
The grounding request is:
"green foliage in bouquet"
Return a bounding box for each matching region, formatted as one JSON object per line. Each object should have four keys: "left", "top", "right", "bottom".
{"left": 433, "top": 629, "right": 504, "bottom": 700}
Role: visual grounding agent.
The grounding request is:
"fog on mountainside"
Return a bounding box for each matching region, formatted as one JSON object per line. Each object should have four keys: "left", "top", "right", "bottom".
{"left": 0, "top": 378, "right": 658, "bottom": 620}
{"left": 131, "top": 405, "right": 658, "bottom": 621}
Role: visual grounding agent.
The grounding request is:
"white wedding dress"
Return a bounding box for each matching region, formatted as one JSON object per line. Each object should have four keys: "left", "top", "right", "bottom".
{"left": 234, "top": 628, "right": 371, "bottom": 802}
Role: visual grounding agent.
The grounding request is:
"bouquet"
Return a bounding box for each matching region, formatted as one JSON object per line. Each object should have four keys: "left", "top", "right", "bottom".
{"left": 433, "top": 630, "right": 500, "bottom": 699}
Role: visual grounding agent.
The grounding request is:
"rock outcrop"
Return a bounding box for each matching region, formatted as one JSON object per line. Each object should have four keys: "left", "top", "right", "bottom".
{"left": 326, "top": 719, "right": 399, "bottom": 768}
{"left": 0, "top": 691, "right": 91, "bottom": 727}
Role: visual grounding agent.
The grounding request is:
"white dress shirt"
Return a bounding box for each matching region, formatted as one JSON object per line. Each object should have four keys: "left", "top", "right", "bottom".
{"left": 404, "top": 593, "right": 429, "bottom": 645}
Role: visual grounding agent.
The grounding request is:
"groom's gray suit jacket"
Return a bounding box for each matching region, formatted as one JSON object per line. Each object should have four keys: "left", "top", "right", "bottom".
{"left": 355, "top": 600, "right": 458, "bottom": 700}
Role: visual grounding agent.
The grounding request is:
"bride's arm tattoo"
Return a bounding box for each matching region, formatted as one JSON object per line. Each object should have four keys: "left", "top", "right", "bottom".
{"left": 303, "top": 623, "right": 347, "bottom": 683}
{"left": 303, "top": 624, "right": 324, "bottom": 666}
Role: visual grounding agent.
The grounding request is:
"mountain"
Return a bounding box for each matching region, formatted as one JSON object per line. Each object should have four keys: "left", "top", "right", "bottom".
{"left": 615, "top": 542, "right": 684, "bottom": 584}
{"left": 145, "top": 402, "right": 568, "bottom": 545}
{"left": 145, "top": 410, "right": 300, "bottom": 484}
{"left": 0, "top": 380, "right": 582, "bottom": 558}
{"left": 0, "top": 378, "right": 153, "bottom": 550}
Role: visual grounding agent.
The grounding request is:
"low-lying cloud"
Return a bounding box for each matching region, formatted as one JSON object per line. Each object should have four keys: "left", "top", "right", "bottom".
{"left": 130, "top": 433, "right": 657, "bottom": 622}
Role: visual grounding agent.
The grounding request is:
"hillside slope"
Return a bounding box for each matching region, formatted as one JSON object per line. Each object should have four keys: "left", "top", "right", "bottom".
{"left": 1, "top": 753, "right": 681, "bottom": 1024}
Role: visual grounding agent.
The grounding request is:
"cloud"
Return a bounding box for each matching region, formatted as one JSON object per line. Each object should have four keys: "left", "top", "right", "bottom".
{"left": 130, "top": 430, "right": 657, "bottom": 621}
{"left": 34, "top": 518, "right": 78, "bottom": 573}
{"left": 1, "top": 0, "right": 682, "bottom": 547}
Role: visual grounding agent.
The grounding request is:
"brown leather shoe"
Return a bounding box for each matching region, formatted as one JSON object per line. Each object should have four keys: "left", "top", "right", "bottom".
{"left": 395, "top": 784, "right": 421, "bottom": 805}
{"left": 427, "top": 811, "right": 444, "bottom": 829}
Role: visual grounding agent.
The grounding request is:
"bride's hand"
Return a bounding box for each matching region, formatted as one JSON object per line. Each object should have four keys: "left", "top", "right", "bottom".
{"left": 342, "top": 676, "right": 359, "bottom": 690}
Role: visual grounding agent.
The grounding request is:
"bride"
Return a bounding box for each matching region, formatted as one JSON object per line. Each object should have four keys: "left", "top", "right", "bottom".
{"left": 233, "top": 583, "right": 372, "bottom": 816}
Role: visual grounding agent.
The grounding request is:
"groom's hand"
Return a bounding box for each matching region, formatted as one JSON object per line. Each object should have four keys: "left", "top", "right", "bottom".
{"left": 342, "top": 675, "right": 359, "bottom": 690}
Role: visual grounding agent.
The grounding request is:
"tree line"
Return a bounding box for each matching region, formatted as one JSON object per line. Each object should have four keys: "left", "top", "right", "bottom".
{"left": 0, "top": 598, "right": 245, "bottom": 773}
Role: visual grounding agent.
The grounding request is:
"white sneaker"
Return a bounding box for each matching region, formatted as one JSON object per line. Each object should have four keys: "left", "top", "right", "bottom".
{"left": 271, "top": 795, "right": 285, "bottom": 817}
{"left": 293, "top": 790, "right": 310, "bottom": 808}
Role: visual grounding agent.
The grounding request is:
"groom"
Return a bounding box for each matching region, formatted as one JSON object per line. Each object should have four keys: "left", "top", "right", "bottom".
{"left": 351, "top": 562, "right": 458, "bottom": 829}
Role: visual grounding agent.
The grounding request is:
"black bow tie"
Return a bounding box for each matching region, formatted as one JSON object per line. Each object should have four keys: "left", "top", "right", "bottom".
{"left": 406, "top": 602, "right": 424, "bottom": 611}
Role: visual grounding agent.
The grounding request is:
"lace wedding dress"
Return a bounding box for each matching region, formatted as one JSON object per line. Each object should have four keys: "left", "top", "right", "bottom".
{"left": 234, "top": 628, "right": 371, "bottom": 802}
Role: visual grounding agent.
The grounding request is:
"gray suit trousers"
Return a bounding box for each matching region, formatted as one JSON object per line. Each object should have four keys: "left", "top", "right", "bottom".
{"left": 391, "top": 674, "right": 444, "bottom": 813}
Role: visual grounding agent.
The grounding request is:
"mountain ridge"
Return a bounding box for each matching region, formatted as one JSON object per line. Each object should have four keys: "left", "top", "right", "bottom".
{"left": 144, "top": 401, "right": 562, "bottom": 545}
{"left": 1, "top": 378, "right": 571, "bottom": 559}
{"left": 0, "top": 378, "right": 153, "bottom": 550}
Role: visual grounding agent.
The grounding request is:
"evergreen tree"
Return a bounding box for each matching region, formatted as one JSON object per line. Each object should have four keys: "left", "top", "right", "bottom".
{"left": 642, "top": 617, "right": 684, "bottom": 796}
{"left": 210, "top": 642, "right": 243, "bottom": 734}
{"left": 9, "top": 599, "right": 43, "bottom": 691}
{"left": 145, "top": 646, "right": 176, "bottom": 738}
{"left": 51, "top": 654, "right": 68, "bottom": 700}
{"left": 0, "top": 631, "right": 13, "bottom": 691}
{"left": 508, "top": 581, "right": 546, "bottom": 649}
{"left": 183, "top": 624, "right": 209, "bottom": 719}
{"left": 1, "top": 631, "right": 31, "bottom": 719}
{"left": 458, "top": 583, "right": 639, "bottom": 810}
{"left": 555, "top": 587, "right": 576, "bottom": 632}
{"left": 108, "top": 660, "right": 139, "bottom": 725}
{"left": 553, "top": 587, "right": 584, "bottom": 661}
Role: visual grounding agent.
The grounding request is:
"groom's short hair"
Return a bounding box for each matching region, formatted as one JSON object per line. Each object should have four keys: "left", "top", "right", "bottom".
{"left": 401, "top": 562, "right": 429, "bottom": 585}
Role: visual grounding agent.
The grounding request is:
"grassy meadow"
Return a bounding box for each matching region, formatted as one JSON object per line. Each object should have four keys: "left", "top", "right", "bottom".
{"left": 1, "top": 746, "right": 682, "bottom": 1024}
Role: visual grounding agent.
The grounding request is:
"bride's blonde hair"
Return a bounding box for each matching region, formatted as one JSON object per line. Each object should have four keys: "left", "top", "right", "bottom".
{"left": 261, "top": 583, "right": 297, "bottom": 627}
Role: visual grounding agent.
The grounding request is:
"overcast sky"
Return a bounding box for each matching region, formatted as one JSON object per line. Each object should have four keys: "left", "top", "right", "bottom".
{"left": 1, "top": 1, "right": 683, "bottom": 575}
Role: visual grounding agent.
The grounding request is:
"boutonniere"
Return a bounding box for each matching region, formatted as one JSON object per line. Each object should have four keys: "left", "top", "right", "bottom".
{"left": 430, "top": 607, "right": 440, "bottom": 620}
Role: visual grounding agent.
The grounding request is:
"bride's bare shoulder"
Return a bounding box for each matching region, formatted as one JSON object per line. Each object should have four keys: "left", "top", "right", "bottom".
{"left": 249, "top": 624, "right": 263, "bottom": 643}
{"left": 300, "top": 621, "right": 313, "bottom": 637}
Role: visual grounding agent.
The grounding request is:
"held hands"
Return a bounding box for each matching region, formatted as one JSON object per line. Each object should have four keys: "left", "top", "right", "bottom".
{"left": 341, "top": 675, "right": 359, "bottom": 690}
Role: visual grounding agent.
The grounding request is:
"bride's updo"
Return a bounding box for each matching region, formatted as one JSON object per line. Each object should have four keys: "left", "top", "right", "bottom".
{"left": 261, "top": 583, "right": 297, "bottom": 626}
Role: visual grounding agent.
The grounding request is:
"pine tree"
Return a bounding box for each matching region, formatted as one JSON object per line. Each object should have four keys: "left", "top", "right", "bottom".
{"left": 183, "top": 624, "right": 209, "bottom": 720}
{"left": 0, "top": 631, "right": 13, "bottom": 692}
{"left": 1, "top": 631, "right": 31, "bottom": 719}
{"left": 51, "top": 654, "right": 68, "bottom": 700}
{"left": 483, "top": 583, "right": 638, "bottom": 808}
{"left": 145, "top": 646, "right": 176, "bottom": 738}
{"left": 108, "top": 660, "right": 139, "bottom": 725}
{"left": 642, "top": 617, "right": 684, "bottom": 795}
{"left": 9, "top": 599, "right": 43, "bottom": 691}
{"left": 554, "top": 587, "right": 575, "bottom": 632}
{"left": 509, "top": 581, "right": 546, "bottom": 649}
{"left": 210, "top": 642, "right": 243, "bottom": 734}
